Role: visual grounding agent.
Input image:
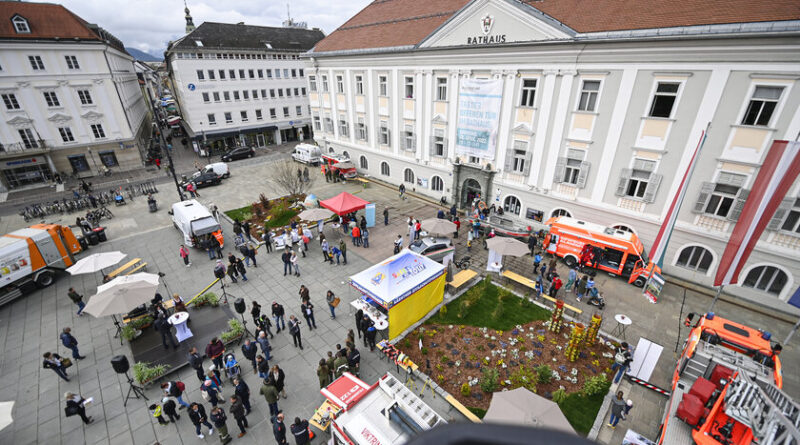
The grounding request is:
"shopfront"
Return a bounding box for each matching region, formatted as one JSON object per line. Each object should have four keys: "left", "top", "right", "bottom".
{"left": 1, "top": 156, "right": 53, "bottom": 189}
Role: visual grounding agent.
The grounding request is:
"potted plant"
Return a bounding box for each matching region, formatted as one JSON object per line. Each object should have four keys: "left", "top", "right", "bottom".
{"left": 132, "top": 361, "right": 169, "bottom": 385}
{"left": 220, "top": 318, "right": 245, "bottom": 343}
{"left": 194, "top": 292, "right": 220, "bottom": 308}
{"left": 129, "top": 315, "right": 154, "bottom": 330}
{"left": 121, "top": 324, "right": 141, "bottom": 342}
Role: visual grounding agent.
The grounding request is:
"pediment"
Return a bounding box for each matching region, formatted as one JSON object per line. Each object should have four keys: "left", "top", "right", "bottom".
{"left": 48, "top": 113, "right": 73, "bottom": 124}
{"left": 6, "top": 115, "right": 32, "bottom": 128}
{"left": 432, "top": 113, "right": 447, "bottom": 124}
{"left": 420, "top": 0, "right": 574, "bottom": 49}
{"left": 513, "top": 123, "right": 533, "bottom": 134}
{"left": 81, "top": 110, "right": 104, "bottom": 123}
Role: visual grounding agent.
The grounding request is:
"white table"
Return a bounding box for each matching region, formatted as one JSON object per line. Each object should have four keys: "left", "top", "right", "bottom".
{"left": 486, "top": 262, "right": 503, "bottom": 273}
{"left": 168, "top": 311, "right": 193, "bottom": 342}
{"left": 612, "top": 313, "right": 632, "bottom": 340}
{"left": 350, "top": 299, "right": 389, "bottom": 331}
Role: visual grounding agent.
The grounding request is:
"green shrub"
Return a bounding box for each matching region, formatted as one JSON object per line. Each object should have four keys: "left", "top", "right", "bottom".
{"left": 582, "top": 374, "right": 610, "bottom": 397}
{"left": 440, "top": 355, "right": 449, "bottom": 364}
{"left": 132, "top": 361, "right": 169, "bottom": 384}
{"left": 421, "top": 347, "right": 428, "bottom": 355}
{"left": 479, "top": 367, "right": 499, "bottom": 393}
{"left": 535, "top": 365, "right": 553, "bottom": 385}
{"left": 128, "top": 316, "right": 154, "bottom": 330}
{"left": 194, "top": 292, "right": 220, "bottom": 307}
{"left": 220, "top": 318, "right": 245, "bottom": 343}
{"left": 552, "top": 388, "right": 567, "bottom": 404}
{"left": 403, "top": 338, "right": 412, "bottom": 349}
{"left": 510, "top": 365, "right": 537, "bottom": 393}
{"left": 121, "top": 324, "right": 138, "bottom": 342}
{"left": 461, "top": 383, "right": 471, "bottom": 397}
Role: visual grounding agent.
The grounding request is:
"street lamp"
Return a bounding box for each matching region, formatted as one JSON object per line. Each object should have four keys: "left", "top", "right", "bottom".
{"left": 156, "top": 122, "right": 186, "bottom": 202}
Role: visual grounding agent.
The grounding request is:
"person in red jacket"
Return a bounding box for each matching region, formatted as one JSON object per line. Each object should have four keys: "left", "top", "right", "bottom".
{"left": 205, "top": 337, "right": 225, "bottom": 374}
{"left": 549, "top": 275, "right": 563, "bottom": 298}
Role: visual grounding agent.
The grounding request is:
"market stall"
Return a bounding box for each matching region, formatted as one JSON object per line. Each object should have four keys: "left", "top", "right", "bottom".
{"left": 349, "top": 250, "right": 445, "bottom": 340}
{"left": 319, "top": 192, "right": 369, "bottom": 215}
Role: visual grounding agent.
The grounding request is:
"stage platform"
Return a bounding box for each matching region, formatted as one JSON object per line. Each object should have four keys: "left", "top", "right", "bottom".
{"left": 129, "top": 305, "right": 237, "bottom": 381}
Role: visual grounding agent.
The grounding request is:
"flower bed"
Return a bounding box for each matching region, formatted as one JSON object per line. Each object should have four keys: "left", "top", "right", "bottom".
{"left": 224, "top": 193, "right": 306, "bottom": 231}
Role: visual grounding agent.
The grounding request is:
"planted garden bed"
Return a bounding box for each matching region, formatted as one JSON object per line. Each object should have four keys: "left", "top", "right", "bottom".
{"left": 224, "top": 193, "right": 306, "bottom": 232}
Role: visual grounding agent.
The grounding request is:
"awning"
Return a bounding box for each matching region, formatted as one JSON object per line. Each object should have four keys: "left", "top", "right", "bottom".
{"left": 321, "top": 372, "right": 372, "bottom": 411}
{"left": 319, "top": 192, "right": 369, "bottom": 216}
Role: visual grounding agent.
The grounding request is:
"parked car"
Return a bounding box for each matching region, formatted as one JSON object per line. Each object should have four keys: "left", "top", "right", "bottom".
{"left": 221, "top": 146, "right": 255, "bottom": 162}
{"left": 203, "top": 162, "right": 230, "bottom": 178}
{"left": 181, "top": 171, "right": 221, "bottom": 189}
{"left": 408, "top": 237, "right": 455, "bottom": 263}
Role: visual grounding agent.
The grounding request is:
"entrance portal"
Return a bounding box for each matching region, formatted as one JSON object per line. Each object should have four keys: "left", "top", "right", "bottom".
{"left": 461, "top": 178, "right": 482, "bottom": 208}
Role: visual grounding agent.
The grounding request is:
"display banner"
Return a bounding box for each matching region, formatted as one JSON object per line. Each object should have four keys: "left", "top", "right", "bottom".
{"left": 455, "top": 78, "right": 503, "bottom": 160}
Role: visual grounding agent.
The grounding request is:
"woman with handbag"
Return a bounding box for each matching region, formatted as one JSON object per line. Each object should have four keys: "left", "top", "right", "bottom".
{"left": 43, "top": 352, "right": 70, "bottom": 381}
{"left": 64, "top": 392, "right": 93, "bottom": 424}
{"left": 326, "top": 290, "right": 339, "bottom": 319}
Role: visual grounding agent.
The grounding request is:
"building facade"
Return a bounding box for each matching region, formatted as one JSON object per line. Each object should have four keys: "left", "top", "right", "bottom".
{"left": 306, "top": 0, "right": 800, "bottom": 312}
{"left": 0, "top": 2, "right": 149, "bottom": 190}
{"left": 165, "top": 22, "right": 324, "bottom": 154}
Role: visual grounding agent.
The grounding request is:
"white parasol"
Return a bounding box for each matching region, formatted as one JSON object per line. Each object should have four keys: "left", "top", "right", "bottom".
{"left": 66, "top": 251, "right": 127, "bottom": 275}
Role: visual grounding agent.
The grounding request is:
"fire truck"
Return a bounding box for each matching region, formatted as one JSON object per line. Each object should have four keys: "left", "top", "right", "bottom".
{"left": 657, "top": 312, "right": 798, "bottom": 445}
{"left": 322, "top": 153, "right": 357, "bottom": 180}
{"left": 543, "top": 216, "right": 658, "bottom": 286}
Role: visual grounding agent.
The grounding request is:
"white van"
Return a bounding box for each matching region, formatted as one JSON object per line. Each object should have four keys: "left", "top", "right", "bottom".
{"left": 203, "top": 162, "right": 230, "bottom": 178}
{"left": 291, "top": 143, "right": 322, "bottom": 165}
{"left": 171, "top": 200, "right": 222, "bottom": 247}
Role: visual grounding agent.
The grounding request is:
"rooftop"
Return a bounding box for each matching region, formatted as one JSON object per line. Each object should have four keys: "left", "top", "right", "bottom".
{"left": 170, "top": 22, "right": 325, "bottom": 52}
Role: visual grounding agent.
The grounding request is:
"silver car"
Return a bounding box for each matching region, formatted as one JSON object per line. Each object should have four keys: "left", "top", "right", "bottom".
{"left": 409, "top": 237, "right": 455, "bottom": 263}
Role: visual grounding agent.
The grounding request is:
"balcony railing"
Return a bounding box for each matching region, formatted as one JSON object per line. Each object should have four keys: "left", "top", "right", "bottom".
{"left": 0, "top": 140, "right": 54, "bottom": 156}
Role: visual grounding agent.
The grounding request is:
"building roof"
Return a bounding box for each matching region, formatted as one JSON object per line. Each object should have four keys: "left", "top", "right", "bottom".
{"left": 0, "top": 1, "right": 100, "bottom": 41}
{"left": 170, "top": 22, "right": 325, "bottom": 52}
{"left": 311, "top": 0, "right": 800, "bottom": 53}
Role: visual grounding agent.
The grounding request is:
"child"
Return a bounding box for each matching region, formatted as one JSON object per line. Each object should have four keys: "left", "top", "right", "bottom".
{"left": 622, "top": 399, "right": 633, "bottom": 420}
{"left": 467, "top": 238, "right": 472, "bottom": 252}
{"left": 225, "top": 354, "right": 238, "bottom": 370}
{"left": 149, "top": 403, "right": 169, "bottom": 426}
{"left": 332, "top": 246, "right": 341, "bottom": 265}
{"left": 162, "top": 397, "right": 180, "bottom": 423}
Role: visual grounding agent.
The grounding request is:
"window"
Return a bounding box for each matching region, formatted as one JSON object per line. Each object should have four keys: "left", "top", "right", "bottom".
{"left": 219, "top": 70, "right": 226, "bottom": 79}
{"left": 65, "top": 55, "right": 79, "bottom": 69}
{"left": 299, "top": 69, "right": 304, "bottom": 77}
{"left": 222, "top": 91, "right": 230, "bottom": 101}
{"left": 468, "top": 156, "right": 480, "bottom": 164}
{"left": 355, "top": 75, "right": 364, "bottom": 95}
{"left": 615, "top": 159, "right": 662, "bottom": 203}
{"left": 43, "top": 91, "right": 60, "bottom": 107}
{"left": 336, "top": 75, "right": 344, "bottom": 93}
{"left": 18, "top": 128, "right": 37, "bottom": 148}
{"left": 324, "top": 115, "right": 333, "bottom": 132}
{"left": 381, "top": 161, "right": 390, "bottom": 176}
{"left": 224, "top": 112, "right": 233, "bottom": 124}
{"left": 520, "top": 79, "right": 536, "bottom": 107}
{"left": 431, "top": 176, "right": 444, "bottom": 192}
{"left": 431, "top": 129, "right": 445, "bottom": 157}
{"left": 505, "top": 140, "right": 531, "bottom": 175}
{"left": 359, "top": 156, "right": 368, "bottom": 169}
{"left": 266, "top": 69, "right": 272, "bottom": 78}
{"left": 551, "top": 208, "right": 571, "bottom": 218}
{"left": 257, "top": 69, "right": 263, "bottom": 79}
{"left": 286, "top": 88, "right": 291, "bottom": 97}
{"left": 90, "top": 124, "right": 105, "bottom": 139}
{"left": 301, "top": 87, "right": 306, "bottom": 96}
{"left": 676, "top": 245, "right": 713, "bottom": 273}
{"left": 283, "top": 107, "right": 290, "bottom": 118}
{"left": 403, "top": 125, "right": 415, "bottom": 151}
{"left": 283, "top": 69, "right": 289, "bottom": 78}
{"left": 296, "top": 106, "right": 302, "bottom": 116}
{"left": 577, "top": 80, "right": 600, "bottom": 112}
{"left": 12, "top": 16, "right": 30, "bottom": 33}
{"left": 694, "top": 172, "right": 748, "bottom": 220}
{"left": 239, "top": 69, "right": 245, "bottom": 79}
{"left": 207, "top": 113, "right": 216, "bottom": 125}
{"left": 68, "top": 155, "right": 89, "bottom": 172}
{"left": 207, "top": 70, "right": 215, "bottom": 80}
{"left": 404, "top": 76, "right": 414, "bottom": 99}
{"left": 252, "top": 90, "right": 258, "bottom": 99}
{"left": 28, "top": 55, "right": 44, "bottom": 70}
{"left": 611, "top": 224, "right": 635, "bottom": 234}
{"left": 243, "top": 90, "right": 249, "bottom": 100}
{"left": 357, "top": 117, "right": 367, "bottom": 141}
{"left": 648, "top": 82, "right": 680, "bottom": 118}
{"left": 98, "top": 151, "right": 118, "bottom": 167}
{"left": 436, "top": 77, "right": 447, "bottom": 101}
{"left": 248, "top": 69, "right": 254, "bottom": 79}
{"left": 269, "top": 89, "right": 275, "bottom": 98}
{"left": 504, "top": 196, "right": 521, "bottom": 215}
{"left": 255, "top": 109, "right": 263, "bottom": 120}
{"left": 58, "top": 127, "right": 75, "bottom": 143}
{"left": 742, "top": 86, "right": 783, "bottom": 126}
{"left": 76, "top": 90, "right": 93, "bottom": 105}
{"left": 278, "top": 89, "right": 283, "bottom": 98}
{"left": 404, "top": 168, "right": 415, "bottom": 183}
{"left": 261, "top": 89, "right": 267, "bottom": 99}
{"left": 321, "top": 75, "right": 329, "bottom": 92}
{"left": 309, "top": 75, "right": 317, "bottom": 92}
{"left": 2, "top": 93, "right": 20, "bottom": 110}
{"left": 229, "top": 69, "right": 236, "bottom": 79}
{"left": 379, "top": 76, "right": 388, "bottom": 96}
{"left": 202, "top": 92, "right": 210, "bottom": 103}
{"left": 240, "top": 111, "right": 248, "bottom": 122}
{"left": 270, "top": 108, "right": 277, "bottom": 119}
{"left": 313, "top": 115, "right": 321, "bottom": 130}
{"left": 555, "top": 148, "right": 589, "bottom": 187}
{"left": 770, "top": 197, "right": 800, "bottom": 234}
{"left": 743, "top": 265, "right": 788, "bottom": 296}
{"left": 379, "top": 122, "right": 390, "bottom": 146}
{"left": 233, "top": 91, "right": 240, "bottom": 100}
{"left": 196, "top": 69, "right": 205, "bottom": 80}
{"left": 213, "top": 92, "right": 220, "bottom": 102}
{"left": 291, "top": 69, "right": 297, "bottom": 78}
{"left": 338, "top": 115, "right": 348, "bottom": 136}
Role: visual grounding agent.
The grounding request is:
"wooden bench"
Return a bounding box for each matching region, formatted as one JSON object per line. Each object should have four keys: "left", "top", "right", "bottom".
{"left": 501, "top": 270, "right": 583, "bottom": 315}
{"left": 309, "top": 399, "right": 341, "bottom": 433}
{"left": 125, "top": 262, "right": 148, "bottom": 275}
{"left": 448, "top": 269, "right": 478, "bottom": 292}
{"left": 107, "top": 258, "right": 142, "bottom": 280}
{"left": 444, "top": 394, "right": 482, "bottom": 423}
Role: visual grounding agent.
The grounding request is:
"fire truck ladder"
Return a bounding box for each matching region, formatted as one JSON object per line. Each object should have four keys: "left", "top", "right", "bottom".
{"left": 724, "top": 371, "right": 800, "bottom": 445}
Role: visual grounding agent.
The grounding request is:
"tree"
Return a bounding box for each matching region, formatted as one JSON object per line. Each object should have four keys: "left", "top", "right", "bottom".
{"left": 272, "top": 160, "right": 315, "bottom": 196}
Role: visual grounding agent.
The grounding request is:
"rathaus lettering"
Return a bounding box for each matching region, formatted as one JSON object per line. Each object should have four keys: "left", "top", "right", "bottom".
{"left": 466, "top": 34, "right": 507, "bottom": 44}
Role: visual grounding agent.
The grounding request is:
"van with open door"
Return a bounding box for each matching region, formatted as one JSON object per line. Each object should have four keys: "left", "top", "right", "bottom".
{"left": 291, "top": 143, "right": 322, "bottom": 165}
{"left": 171, "top": 200, "right": 223, "bottom": 248}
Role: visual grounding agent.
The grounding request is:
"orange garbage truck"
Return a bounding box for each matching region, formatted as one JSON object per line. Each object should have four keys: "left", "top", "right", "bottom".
{"left": 0, "top": 224, "right": 82, "bottom": 306}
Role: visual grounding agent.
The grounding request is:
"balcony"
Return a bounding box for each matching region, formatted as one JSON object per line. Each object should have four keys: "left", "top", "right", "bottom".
{"left": 0, "top": 140, "right": 54, "bottom": 158}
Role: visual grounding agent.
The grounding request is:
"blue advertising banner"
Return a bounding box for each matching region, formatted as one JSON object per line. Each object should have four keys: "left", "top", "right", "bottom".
{"left": 455, "top": 78, "right": 503, "bottom": 160}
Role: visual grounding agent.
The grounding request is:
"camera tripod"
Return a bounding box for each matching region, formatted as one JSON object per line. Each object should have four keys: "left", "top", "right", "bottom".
{"left": 123, "top": 371, "right": 148, "bottom": 407}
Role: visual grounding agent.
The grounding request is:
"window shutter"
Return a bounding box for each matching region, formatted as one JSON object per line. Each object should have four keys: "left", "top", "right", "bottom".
{"left": 554, "top": 157, "right": 567, "bottom": 184}
{"left": 767, "top": 198, "right": 794, "bottom": 231}
{"left": 615, "top": 168, "right": 632, "bottom": 196}
{"left": 728, "top": 189, "right": 750, "bottom": 221}
{"left": 504, "top": 147, "right": 516, "bottom": 172}
{"left": 576, "top": 161, "right": 591, "bottom": 188}
{"left": 643, "top": 173, "right": 662, "bottom": 203}
{"left": 387, "top": 129, "right": 391, "bottom": 146}
{"left": 429, "top": 135, "right": 437, "bottom": 157}
{"left": 443, "top": 138, "right": 448, "bottom": 156}
{"left": 693, "top": 182, "right": 715, "bottom": 213}
{"left": 523, "top": 150, "right": 533, "bottom": 176}
{"left": 364, "top": 126, "right": 368, "bottom": 142}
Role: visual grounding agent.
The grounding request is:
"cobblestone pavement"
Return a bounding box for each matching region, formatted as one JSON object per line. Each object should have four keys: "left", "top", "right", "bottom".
{"left": 0, "top": 158, "right": 797, "bottom": 444}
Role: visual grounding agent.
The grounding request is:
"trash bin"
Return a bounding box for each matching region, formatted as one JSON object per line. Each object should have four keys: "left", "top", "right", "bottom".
{"left": 77, "top": 236, "right": 88, "bottom": 251}
{"left": 93, "top": 227, "right": 107, "bottom": 242}
{"left": 86, "top": 231, "right": 99, "bottom": 246}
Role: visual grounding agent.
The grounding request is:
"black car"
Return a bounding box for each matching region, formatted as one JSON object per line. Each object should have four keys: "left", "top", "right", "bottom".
{"left": 221, "top": 146, "right": 255, "bottom": 162}
{"left": 182, "top": 171, "right": 221, "bottom": 189}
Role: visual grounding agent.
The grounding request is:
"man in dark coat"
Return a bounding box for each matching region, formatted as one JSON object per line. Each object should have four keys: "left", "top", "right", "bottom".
{"left": 187, "top": 347, "right": 205, "bottom": 381}
{"left": 209, "top": 406, "right": 232, "bottom": 444}
{"left": 291, "top": 417, "right": 311, "bottom": 445}
{"left": 355, "top": 309, "right": 364, "bottom": 338}
{"left": 188, "top": 402, "right": 214, "bottom": 439}
{"left": 229, "top": 395, "right": 248, "bottom": 437}
{"left": 241, "top": 339, "right": 258, "bottom": 373}
{"left": 360, "top": 315, "right": 374, "bottom": 348}
{"left": 273, "top": 413, "right": 288, "bottom": 444}
{"left": 154, "top": 314, "right": 178, "bottom": 349}
{"left": 233, "top": 377, "right": 251, "bottom": 414}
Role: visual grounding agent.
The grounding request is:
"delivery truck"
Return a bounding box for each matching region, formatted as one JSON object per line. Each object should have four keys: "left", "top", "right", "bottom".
{"left": 0, "top": 224, "right": 82, "bottom": 306}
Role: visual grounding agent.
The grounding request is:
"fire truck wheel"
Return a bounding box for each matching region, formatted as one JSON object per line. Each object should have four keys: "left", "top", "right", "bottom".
{"left": 564, "top": 255, "right": 578, "bottom": 268}
{"left": 632, "top": 277, "right": 646, "bottom": 287}
{"left": 35, "top": 271, "right": 54, "bottom": 287}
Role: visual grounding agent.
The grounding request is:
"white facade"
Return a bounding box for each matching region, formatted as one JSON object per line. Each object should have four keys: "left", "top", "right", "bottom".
{"left": 306, "top": 1, "right": 800, "bottom": 312}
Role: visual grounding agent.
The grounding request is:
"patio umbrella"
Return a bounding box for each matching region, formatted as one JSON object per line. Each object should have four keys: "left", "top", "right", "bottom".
{"left": 298, "top": 207, "right": 334, "bottom": 221}
{"left": 485, "top": 237, "right": 528, "bottom": 257}
{"left": 83, "top": 272, "right": 160, "bottom": 318}
{"left": 446, "top": 261, "right": 455, "bottom": 283}
{"left": 0, "top": 401, "right": 13, "bottom": 432}
{"left": 66, "top": 251, "right": 127, "bottom": 275}
{"left": 421, "top": 218, "right": 456, "bottom": 235}
{"left": 484, "top": 387, "right": 575, "bottom": 435}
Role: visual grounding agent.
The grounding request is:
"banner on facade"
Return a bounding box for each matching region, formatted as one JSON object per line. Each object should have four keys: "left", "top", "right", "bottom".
{"left": 455, "top": 78, "right": 503, "bottom": 160}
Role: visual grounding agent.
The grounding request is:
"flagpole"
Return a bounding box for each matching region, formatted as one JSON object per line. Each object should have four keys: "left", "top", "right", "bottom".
{"left": 785, "top": 318, "right": 800, "bottom": 345}
{"left": 708, "top": 285, "right": 724, "bottom": 312}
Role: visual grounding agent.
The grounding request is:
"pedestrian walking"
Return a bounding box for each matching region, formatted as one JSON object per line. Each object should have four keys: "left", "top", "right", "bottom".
{"left": 256, "top": 355, "right": 270, "bottom": 380}
{"left": 272, "top": 301, "right": 286, "bottom": 332}
{"left": 161, "top": 381, "right": 190, "bottom": 409}
{"left": 269, "top": 364, "right": 287, "bottom": 399}
{"left": 43, "top": 352, "right": 70, "bottom": 381}
{"left": 60, "top": 327, "right": 86, "bottom": 360}
{"left": 186, "top": 182, "right": 199, "bottom": 198}
{"left": 201, "top": 379, "right": 223, "bottom": 407}
{"left": 331, "top": 244, "right": 342, "bottom": 265}
{"left": 355, "top": 309, "right": 364, "bottom": 338}
{"left": 301, "top": 301, "right": 317, "bottom": 330}
{"left": 362, "top": 227, "right": 370, "bottom": 248}
{"left": 189, "top": 402, "right": 215, "bottom": 439}
{"left": 241, "top": 339, "right": 258, "bottom": 373}
{"left": 205, "top": 337, "right": 226, "bottom": 374}
{"left": 533, "top": 252, "right": 542, "bottom": 273}
{"left": 333, "top": 351, "right": 348, "bottom": 378}
{"left": 347, "top": 345, "right": 361, "bottom": 376}
{"left": 251, "top": 301, "right": 261, "bottom": 325}
{"left": 365, "top": 326, "right": 377, "bottom": 352}
{"left": 188, "top": 347, "right": 205, "bottom": 381}
{"left": 257, "top": 314, "right": 274, "bottom": 338}
{"left": 263, "top": 231, "right": 273, "bottom": 253}
{"left": 260, "top": 379, "right": 280, "bottom": 418}
{"left": 242, "top": 221, "right": 252, "bottom": 241}
{"left": 179, "top": 244, "right": 191, "bottom": 267}
{"left": 161, "top": 397, "right": 180, "bottom": 422}
{"left": 612, "top": 342, "right": 633, "bottom": 384}
{"left": 210, "top": 406, "right": 232, "bottom": 444}
{"left": 290, "top": 250, "right": 300, "bottom": 276}
{"left": 360, "top": 315, "right": 374, "bottom": 348}
{"left": 576, "top": 275, "right": 589, "bottom": 302}
{"left": 149, "top": 403, "right": 169, "bottom": 426}
{"left": 383, "top": 207, "right": 389, "bottom": 225}
{"left": 548, "top": 275, "right": 563, "bottom": 298}
{"left": 339, "top": 239, "right": 348, "bottom": 264}
{"left": 291, "top": 417, "right": 311, "bottom": 445}
{"left": 453, "top": 217, "right": 460, "bottom": 238}
{"left": 565, "top": 266, "right": 578, "bottom": 292}
{"left": 281, "top": 248, "right": 292, "bottom": 276}
{"left": 548, "top": 258, "right": 558, "bottom": 277}
{"left": 607, "top": 391, "right": 626, "bottom": 429}
{"left": 154, "top": 314, "right": 178, "bottom": 350}
{"left": 234, "top": 257, "right": 248, "bottom": 281}
{"left": 326, "top": 290, "right": 338, "bottom": 319}
{"left": 273, "top": 413, "right": 288, "bottom": 445}
{"left": 64, "top": 392, "right": 93, "bottom": 424}
{"left": 229, "top": 395, "right": 248, "bottom": 437}
{"left": 317, "top": 359, "right": 331, "bottom": 388}
{"left": 326, "top": 351, "right": 336, "bottom": 382}
{"left": 257, "top": 331, "right": 272, "bottom": 360}
{"left": 528, "top": 236, "right": 537, "bottom": 256}
{"left": 288, "top": 315, "right": 303, "bottom": 349}
{"left": 67, "top": 287, "right": 86, "bottom": 316}
{"left": 399, "top": 183, "right": 406, "bottom": 199}
{"left": 202, "top": 236, "right": 214, "bottom": 260}
{"left": 233, "top": 377, "right": 251, "bottom": 414}
{"left": 246, "top": 243, "right": 258, "bottom": 267}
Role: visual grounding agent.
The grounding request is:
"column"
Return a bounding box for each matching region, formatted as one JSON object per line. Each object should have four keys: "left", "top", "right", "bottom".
{"left": 541, "top": 69, "right": 576, "bottom": 188}
{"left": 366, "top": 68, "right": 376, "bottom": 149}
{"left": 392, "top": 68, "right": 401, "bottom": 156}
{"left": 446, "top": 69, "right": 460, "bottom": 161}
{"left": 414, "top": 69, "right": 424, "bottom": 161}
{"left": 493, "top": 70, "right": 516, "bottom": 176}
{"left": 328, "top": 68, "right": 340, "bottom": 140}
{"left": 422, "top": 69, "right": 434, "bottom": 162}
{"left": 528, "top": 69, "right": 558, "bottom": 187}
{"left": 345, "top": 69, "right": 356, "bottom": 145}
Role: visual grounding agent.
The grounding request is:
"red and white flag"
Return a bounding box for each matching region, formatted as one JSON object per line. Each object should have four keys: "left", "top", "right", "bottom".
{"left": 715, "top": 140, "right": 800, "bottom": 286}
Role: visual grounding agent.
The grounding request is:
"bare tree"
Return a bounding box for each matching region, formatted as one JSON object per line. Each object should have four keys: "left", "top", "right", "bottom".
{"left": 272, "top": 159, "right": 315, "bottom": 196}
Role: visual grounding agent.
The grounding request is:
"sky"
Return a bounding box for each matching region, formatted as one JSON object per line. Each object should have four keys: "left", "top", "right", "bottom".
{"left": 57, "top": 0, "right": 372, "bottom": 56}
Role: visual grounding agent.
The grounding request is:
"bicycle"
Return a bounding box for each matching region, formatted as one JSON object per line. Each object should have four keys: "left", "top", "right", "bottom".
{"left": 453, "top": 256, "right": 471, "bottom": 270}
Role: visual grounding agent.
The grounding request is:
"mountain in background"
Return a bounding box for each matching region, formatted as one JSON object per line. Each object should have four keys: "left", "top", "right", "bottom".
{"left": 125, "top": 47, "right": 162, "bottom": 62}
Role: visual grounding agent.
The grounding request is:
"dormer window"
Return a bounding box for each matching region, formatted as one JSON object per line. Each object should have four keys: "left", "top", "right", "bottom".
{"left": 12, "top": 15, "right": 30, "bottom": 34}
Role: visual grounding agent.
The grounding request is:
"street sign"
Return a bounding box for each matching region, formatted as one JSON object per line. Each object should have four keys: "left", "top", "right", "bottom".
{"left": 187, "top": 83, "right": 196, "bottom": 91}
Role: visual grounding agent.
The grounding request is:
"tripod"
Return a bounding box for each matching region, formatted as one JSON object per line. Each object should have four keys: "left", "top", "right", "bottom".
{"left": 112, "top": 315, "right": 123, "bottom": 345}
{"left": 123, "top": 371, "right": 147, "bottom": 407}
{"left": 220, "top": 281, "right": 230, "bottom": 305}
{"left": 237, "top": 312, "right": 255, "bottom": 345}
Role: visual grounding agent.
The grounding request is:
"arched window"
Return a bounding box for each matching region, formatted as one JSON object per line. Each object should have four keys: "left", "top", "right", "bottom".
{"left": 328, "top": 147, "right": 335, "bottom": 153}
{"left": 359, "top": 155, "right": 368, "bottom": 170}
{"left": 404, "top": 168, "right": 415, "bottom": 184}
{"left": 342, "top": 151, "right": 350, "bottom": 160}
{"left": 676, "top": 245, "right": 714, "bottom": 273}
{"left": 551, "top": 208, "right": 571, "bottom": 218}
{"left": 612, "top": 224, "right": 635, "bottom": 234}
{"left": 742, "top": 265, "right": 788, "bottom": 296}
{"left": 380, "top": 161, "right": 390, "bottom": 176}
{"left": 503, "top": 195, "right": 521, "bottom": 215}
{"left": 431, "top": 176, "right": 444, "bottom": 192}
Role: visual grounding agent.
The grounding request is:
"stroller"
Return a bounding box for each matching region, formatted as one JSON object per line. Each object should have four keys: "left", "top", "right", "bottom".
{"left": 114, "top": 191, "right": 126, "bottom": 206}
{"left": 223, "top": 352, "right": 242, "bottom": 384}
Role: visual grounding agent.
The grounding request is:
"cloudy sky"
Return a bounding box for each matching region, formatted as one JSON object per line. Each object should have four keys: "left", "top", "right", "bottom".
{"left": 58, "top": 0, "right": 372, "bottom": 56}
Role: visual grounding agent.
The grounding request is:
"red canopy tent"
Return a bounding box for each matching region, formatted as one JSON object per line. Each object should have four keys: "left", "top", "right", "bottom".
{"left": 319, "top": 192, "right": 369, "bottom": 215}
